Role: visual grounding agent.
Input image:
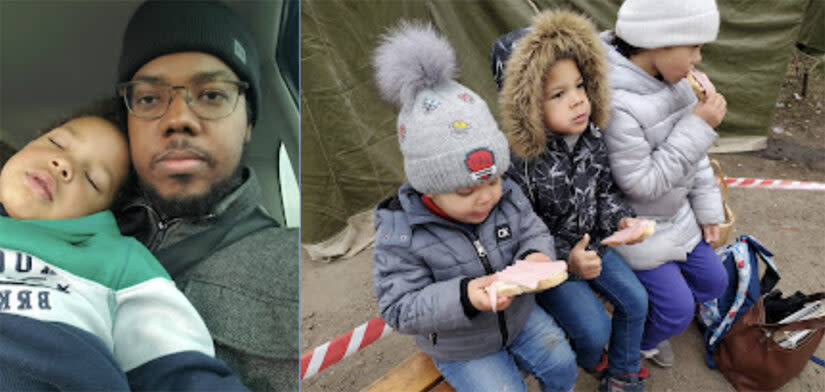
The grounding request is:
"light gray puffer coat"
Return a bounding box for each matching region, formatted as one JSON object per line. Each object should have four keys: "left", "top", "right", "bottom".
{"left": 599, "top": 32, "right": 724, "bottom": 270}
{"left": 373, "top": 178, "right": 557, "bottom": 361}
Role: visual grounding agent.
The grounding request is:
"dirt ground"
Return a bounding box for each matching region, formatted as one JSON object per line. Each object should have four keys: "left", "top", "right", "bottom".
{"left": 301, "top": 50, "right": 825, "bottom": 391}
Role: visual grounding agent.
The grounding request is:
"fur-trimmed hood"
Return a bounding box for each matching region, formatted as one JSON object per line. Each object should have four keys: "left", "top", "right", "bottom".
{"left": 497, "top": 10, "right": 610, "bottom": 160}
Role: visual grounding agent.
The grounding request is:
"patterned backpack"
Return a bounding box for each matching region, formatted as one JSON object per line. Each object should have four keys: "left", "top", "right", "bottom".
{"left": 697, "top": 235, "right": 780, "bottom": 368}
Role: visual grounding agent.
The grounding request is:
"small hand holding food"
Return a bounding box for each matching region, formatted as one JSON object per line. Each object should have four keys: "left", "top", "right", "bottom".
{"left": 483, "top": 254, "right": 568, "bottom": 311}
{"left": 470, "top": 274, "right": 515, "bottom": 312}
{"left": 689, "top": 68, "right": 726, "bottom": 128}
{"left": 568, "top": 234, "right": 601, "bottom": 280}
{"left": 702, "top": 223, "right": 720, "bottom": 243}
{"left": 601, "top": 218, "right": 656, "bottom": 246}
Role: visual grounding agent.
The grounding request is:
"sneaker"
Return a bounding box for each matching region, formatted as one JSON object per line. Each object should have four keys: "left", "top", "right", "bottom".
{"left": 584, "top": 352, "right": 609, "bottom": 380}
{"left": 597, "top": 368, "right": 649, "bottom": 392}
{"left": 642, "top": 340, "right": 674, "bottom": 368}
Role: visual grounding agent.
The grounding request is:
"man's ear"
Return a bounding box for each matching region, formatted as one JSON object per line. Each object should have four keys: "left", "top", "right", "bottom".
{"left": 244, "top": 124, "right": 252, "bottom": 143}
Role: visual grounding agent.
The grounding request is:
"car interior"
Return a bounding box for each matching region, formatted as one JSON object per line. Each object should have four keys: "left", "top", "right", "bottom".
{"left": 0, "top": 0, "right": 299, "bottom": 227}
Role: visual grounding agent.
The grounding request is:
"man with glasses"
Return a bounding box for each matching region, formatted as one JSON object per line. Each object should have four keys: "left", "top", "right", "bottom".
{"left": 114, "top": 1, "right": 298, "bottom": 390}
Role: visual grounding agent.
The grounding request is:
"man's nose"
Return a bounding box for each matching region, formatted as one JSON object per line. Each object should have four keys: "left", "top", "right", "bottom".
{"left": 162, "top": 91, "right": 201, "bottom": 137}
{"left": 50, "top": 157, "right": 73, "bottom": 182}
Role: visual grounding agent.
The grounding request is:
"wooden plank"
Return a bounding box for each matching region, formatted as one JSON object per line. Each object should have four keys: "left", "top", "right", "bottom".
{"left": 430, "top": 381, "right": 456, "bottom": 392}
{"left": 362, "top": 351, "right": 444, "bottom": 392}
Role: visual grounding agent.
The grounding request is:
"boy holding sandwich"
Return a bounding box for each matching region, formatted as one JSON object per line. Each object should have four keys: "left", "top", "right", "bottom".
{"left": 371, "top": 22, "right": 576, "bottom": 392}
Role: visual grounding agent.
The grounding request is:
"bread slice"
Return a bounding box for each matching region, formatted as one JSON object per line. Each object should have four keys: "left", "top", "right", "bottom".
{"left": 601, "top": 219, "right": 656, "bottom": 246}
{"left": 485, "top": 260, "right": 568, "bottom": 311}
{"left": 488, "top": 270, "right": 569, "bottom": 297}
{"left": 687, "top": 69, "right": 715, "bottom": 102}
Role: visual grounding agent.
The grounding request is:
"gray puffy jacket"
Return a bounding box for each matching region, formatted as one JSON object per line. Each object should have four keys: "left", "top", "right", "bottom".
{"left": 600, "top": 32, "right": 724, "bottom": 270}
{"left": 373, "top": 178, "right": 557, "bottom": 361}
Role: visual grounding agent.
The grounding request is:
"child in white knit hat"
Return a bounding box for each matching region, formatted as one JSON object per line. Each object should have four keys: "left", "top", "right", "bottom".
{"left": 371, "top": 21, "right": 576, "bottom": 392}
{"left": 600, "top": 0, "right": 729, "bottom": 370}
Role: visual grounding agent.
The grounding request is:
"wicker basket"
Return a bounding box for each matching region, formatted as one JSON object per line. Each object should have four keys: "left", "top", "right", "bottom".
{"left": 710, "top": 159, "right": 736, "bottom": 249}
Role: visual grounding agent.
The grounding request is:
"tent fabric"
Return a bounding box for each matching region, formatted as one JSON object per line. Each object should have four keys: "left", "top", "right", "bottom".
{"left": 797, "top": 0, "right": 824, "bottom": 55}
{"left": 301, "top": 0, "right": 810, "bottom": 243}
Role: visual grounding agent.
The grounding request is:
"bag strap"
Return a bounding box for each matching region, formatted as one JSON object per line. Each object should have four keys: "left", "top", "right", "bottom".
{"left": 710, "top": 159, "right": 729, "bottom": 203}
{"left": 740, "top": 235, "right": 781, "bottom": 294}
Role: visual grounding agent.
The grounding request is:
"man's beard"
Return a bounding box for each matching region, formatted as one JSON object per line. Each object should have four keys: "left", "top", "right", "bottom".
{"left": 139, "top": 166, "right": 244, "bottom": 219}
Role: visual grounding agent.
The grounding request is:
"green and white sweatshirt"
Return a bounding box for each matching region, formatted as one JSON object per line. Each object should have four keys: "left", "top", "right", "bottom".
{"left": 0, "top": 207, "right": 248, "bottom": 390}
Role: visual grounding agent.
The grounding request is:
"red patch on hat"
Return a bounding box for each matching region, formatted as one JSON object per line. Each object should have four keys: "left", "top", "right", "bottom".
{"left": 465, "top": 148, "right": 496, "bottom": 181}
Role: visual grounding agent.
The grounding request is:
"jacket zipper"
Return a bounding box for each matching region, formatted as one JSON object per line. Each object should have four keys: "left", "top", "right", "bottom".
{"left": 467, "top": 233, "right": 509, "bottom": 348}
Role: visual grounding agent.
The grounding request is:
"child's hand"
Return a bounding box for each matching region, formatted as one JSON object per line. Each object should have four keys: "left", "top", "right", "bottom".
{"left": 568, "top": 234, "right": 602, "bottom": 279}
{"left": 468, "top": 274, "right": 514, "bottom": 312}
{"left": 703, "top": 223, "right": 720, "bottom": 243}
{"left": 693, "top": 91, "right": 727, "bottom": 128}
{"left": 523, "top": 252, "right": 553, "bottom": 262}
{"left": 617, "top": 217, "right": 646, "bottom": 245}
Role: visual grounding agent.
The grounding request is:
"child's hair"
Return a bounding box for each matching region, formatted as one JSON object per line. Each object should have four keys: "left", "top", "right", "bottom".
{"left": 38, "top": 97, "right": 127, "bottom": 137}
{"left": 610, "top": 32, "right": 643, "bottom": 58}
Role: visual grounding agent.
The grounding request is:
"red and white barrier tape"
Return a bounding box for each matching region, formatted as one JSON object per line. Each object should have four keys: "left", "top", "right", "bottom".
{"left": 301, "top": 317, "right": 394, "bottom": 380}
{"left": 724, "top": 177, "right": 825, "bottom": 191}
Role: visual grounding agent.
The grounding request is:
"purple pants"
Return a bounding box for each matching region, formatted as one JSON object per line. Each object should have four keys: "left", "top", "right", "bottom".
{"left": 634, "top": 240, "right": 728, "bottom": 350}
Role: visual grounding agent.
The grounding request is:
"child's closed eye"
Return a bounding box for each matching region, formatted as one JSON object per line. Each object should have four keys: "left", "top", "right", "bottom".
{"left": 48, "top": 137, "right": 64, "bottom": 149}
{"left": 85, "top": 172, "right": 101, "bottom": 192}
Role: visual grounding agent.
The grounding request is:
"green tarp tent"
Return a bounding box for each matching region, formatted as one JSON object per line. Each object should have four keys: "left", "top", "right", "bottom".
{"left": 301, "top": 0, "right": 823, "bottom": 243}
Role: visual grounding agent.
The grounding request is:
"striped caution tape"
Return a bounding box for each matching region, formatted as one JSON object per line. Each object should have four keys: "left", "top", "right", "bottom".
{"left": 725, "top": 177, "right": 825, "bottom": 191}
{"left": 301, "top": 317, "right": 394, "bottom": 380}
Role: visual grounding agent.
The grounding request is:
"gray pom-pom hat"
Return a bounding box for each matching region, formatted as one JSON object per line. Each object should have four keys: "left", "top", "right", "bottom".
{"left": 372, "top": 22, "right": 510, "bottom": 195}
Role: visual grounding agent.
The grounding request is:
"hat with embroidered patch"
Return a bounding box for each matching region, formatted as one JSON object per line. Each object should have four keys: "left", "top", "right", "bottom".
{"left": 615, "top": 0, "right": 720, "bottom": 49}
{"left": 117, "top": 0, "right": 261, "bottom": 125}
{"left": 372, "top": 22, "right": 510, "bottom": 194}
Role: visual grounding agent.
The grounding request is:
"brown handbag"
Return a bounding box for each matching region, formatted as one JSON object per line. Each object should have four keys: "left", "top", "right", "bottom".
{"left": 713, "top": 293, "right": 825, "bottom": 391}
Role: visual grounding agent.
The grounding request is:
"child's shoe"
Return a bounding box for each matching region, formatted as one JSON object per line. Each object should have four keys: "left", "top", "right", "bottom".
{"left": 641, "top": 340, "right": 673, "bottom": 367}
{"left": 597, "top": 368, "right": 649, "bottom": 392}
{"left": 584, "top": 352, "right": 609, "bottom": 380}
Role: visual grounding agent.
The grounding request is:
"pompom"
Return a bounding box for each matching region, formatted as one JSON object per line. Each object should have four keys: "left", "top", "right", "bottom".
{"left": 372, "top": 21, "right": 457, "bottom": 106}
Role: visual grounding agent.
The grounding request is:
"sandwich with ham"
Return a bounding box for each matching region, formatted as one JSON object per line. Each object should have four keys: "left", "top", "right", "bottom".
{"left": 486, "top": 259, "right": 568, "bottom": 311}
{"left": 601, "top": 219, "right": 656, "bottom": 246}
{"left": 687, "top": 68, "right": 715, "bottom": 102}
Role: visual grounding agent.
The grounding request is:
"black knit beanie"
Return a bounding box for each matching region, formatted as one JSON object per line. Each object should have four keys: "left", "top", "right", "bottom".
{"left": 118, "top": 0, "right": 261, "bottom": 125}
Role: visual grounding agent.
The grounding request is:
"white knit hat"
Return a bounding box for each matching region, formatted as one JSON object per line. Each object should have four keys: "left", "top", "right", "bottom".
{"left": 615, "top": 0, "right": 720, "bottom": 49}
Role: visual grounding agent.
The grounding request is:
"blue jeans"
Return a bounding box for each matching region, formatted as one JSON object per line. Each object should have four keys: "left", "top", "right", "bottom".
{"left": 433, "top": 304, "right": 577, "bottom": 392}
{"left": 537, "top": 248, "right": 648, "bottom": 377}
{"left": 634, "top": 240, "right": 727, "bottom": 350}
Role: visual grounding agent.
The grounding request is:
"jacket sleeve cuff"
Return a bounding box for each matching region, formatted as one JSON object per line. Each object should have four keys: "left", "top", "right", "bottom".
{"left": 460, "top": 277, "right": 480, "bottom": 319}
{"left": 517, "top": 249, "right": 541, "bottom": 261}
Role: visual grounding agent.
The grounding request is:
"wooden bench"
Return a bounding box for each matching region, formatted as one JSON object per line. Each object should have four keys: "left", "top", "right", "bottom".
{"left": 362, "top": 351, "right": 455, "bottom": 392}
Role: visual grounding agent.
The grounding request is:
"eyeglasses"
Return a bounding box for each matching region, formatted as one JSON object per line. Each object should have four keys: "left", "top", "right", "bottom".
{"left": 116, "top": 80, "right": 249, "bottom": 120}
